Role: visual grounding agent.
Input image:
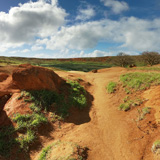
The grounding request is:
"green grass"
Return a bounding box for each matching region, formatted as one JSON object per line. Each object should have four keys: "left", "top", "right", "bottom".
{"left": 67, "top": 80, "right": 87, "bottom": 109}
{"left": 106, "top": 82, "right": 117, "bottom": 93}
{"left": 142, "top": 107, "right": 151, "bottom": 115}
{"left": 0, "top": 82, "right": 87, "bottom": 158}
{"left": 21, "top": 90, "right": 58, "bottom": 111}
{"left": 38, "top": 141, "right": 87, "bottom": 160}
{"left": 12, "top": 113, "right": 48, "bottom": 130}
{"left": 119, "top": 97, "right": 143, "bottom": 111}
{"left": 152, "top": 140, "right": 160, "bottom": 154}
{"left": 16, "top": 129, "right": 36, "bottom": 151}
{"left": 120, "top": 72, "right": 160, "bottom": 91}
{"left": 12, "top": 112, "right": 48, "bottom": 152}
{"left": 41, "top": 62, "right": 112, "bottom": 72}
{"left": 137, "top": 107, "right": 151, "bottom": 121}
{"left": 38, "top": 145, "right": 52, "bottom": 160}
{"left": 131, "top": 66, "right": 160, "bottom": 71}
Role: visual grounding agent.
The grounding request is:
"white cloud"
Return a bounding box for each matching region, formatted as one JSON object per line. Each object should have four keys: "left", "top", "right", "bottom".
{"left": 0, "top": 0, "right": 67, "bottom": 50}
{"left": 101, "top": 0, "right": 129, "bottom": 14}
{"left": 31, "top": 45, "right": 43, "bottom": 51}
{"left": 0, "top": 0, "right": 159, "bottom": 58}
{"left": 33, "top": 53, "right": 53, "bottom": 58}
{"left": 80, "top": 50, "right": 112, "bottom": 57}
{"left": 76, "top": 6, "right": 95, "bottom": 21}
{"left": 38, "top": 16, "right": 160, "bottom": 53}
{"left": 22, "top": 49, "right": 30, "bottom": 53}
{"left": 9, "top": 49, "right": 30, "bottom": 54}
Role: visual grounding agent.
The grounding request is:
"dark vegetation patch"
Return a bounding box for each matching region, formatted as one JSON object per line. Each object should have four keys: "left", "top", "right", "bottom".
{"left": 0, "top": 80, "right": 88, "bottom": 159}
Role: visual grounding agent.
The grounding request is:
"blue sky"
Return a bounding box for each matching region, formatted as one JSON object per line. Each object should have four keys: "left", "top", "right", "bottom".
{"left": 0, "top": 0, "right": 160, "bottom": 58}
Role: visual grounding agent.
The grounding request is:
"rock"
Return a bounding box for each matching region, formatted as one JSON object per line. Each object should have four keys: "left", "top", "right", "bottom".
{"left": 0, "top": 111, "right": 11, "bottom": 126}
{"left": 0, "top": 94, "right": 11, "bottom": 112}
{"left": 91, "top": 69, "right": 98, "bottom": 73}
{"left": 3, "top": 93, "right": 32, "bottom": 117}
{"left": 12, "top": 64, "right": 64, "bottom": 92}
{"left": 0, "top": 73, "right": 9, "bottom": 82}
{"left": 129, "top": 64, "right": 136, "bottom": 68}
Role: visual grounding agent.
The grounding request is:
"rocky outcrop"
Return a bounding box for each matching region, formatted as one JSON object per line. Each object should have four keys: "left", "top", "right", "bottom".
{"left": 12, "top": 64, "right": 64, "bottom": 91}
{"left": 0, "top": 73, "right": 9, "bottom": 82}
{"left": 0, "top": 64, "right": 65, "bottom": 126}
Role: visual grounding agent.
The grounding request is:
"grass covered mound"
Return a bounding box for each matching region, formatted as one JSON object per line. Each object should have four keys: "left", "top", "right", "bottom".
{"left": 120, "top": 72, "right": 160, "bottom": 90}
{"left": 38, "top": 141, "right": 88, "bottom": 160}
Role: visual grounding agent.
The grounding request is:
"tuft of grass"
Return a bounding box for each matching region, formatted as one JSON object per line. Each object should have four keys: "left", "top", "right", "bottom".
{"left": 38, "top": 141, "right": 88, "bottom": 160}
{"left": 120, "top": 72, "right": 160, "bottom": 91}
{"left": 142, "top": 107, "right": 151, "bottom": 115}
{"left": 137, "top": 107, "right": 151, "bottom": 121}
{"left": 38, "top": 145, "right": 52, "bottom": 160}
{"left": 119, "top": 103, "right": 130, "bottom": 111}
{"left": 29, "top": 103, "right": 41, "bottom": 113}
{"left": 106, "top": 82, "right": 117, "bottom": 93}
{"left": 119, "top": 97, "right": 143, "bottom": 111}
{"left": 49, "top": 112, "right": 63, "bottom": 122}
{"left": 152, "top": 140, "right": 160, "bottom": 154}
{"left": 12, "top": 112, "right": 48, "bottom": 152}
{"left": 16, "top": 129, "right": 36, "bottom": 151}
{"left": 12, "top": 113, "right": 48, "bottom": 131}
{"left": 67, "top": 80, "right": 87, "bottom": 109}
{"left": 23, "top": 90, "right": 58, "bottom": 111}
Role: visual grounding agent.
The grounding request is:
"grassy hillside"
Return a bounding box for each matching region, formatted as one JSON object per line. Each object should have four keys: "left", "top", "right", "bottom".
{"left": 0, "top": 55, "right": 151, "bottom": 72}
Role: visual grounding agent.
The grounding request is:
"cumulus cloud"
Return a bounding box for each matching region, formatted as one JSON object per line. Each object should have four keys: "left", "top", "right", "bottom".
{"left": 0, "top": 0, "right": 67, "bottom": 51}
{"left": 9, "top": 49, "right": 30, "bottom": 54}
{"left": 31, "top": 45, "right": 44, "bottom": 51}
{"left": 38, "top": 16, "right": 160, "bottom": 52}
{"left": 76, "top": 6, "right": 95, "bottom": 21}
{"left": 101, "top": 0, "right": 129, "bottom": 14}
{"left": 0, "top": 0, "right": 160, "bottom": 58}
{"left": 79, "top": 50, "right": 112, "bottom": 57}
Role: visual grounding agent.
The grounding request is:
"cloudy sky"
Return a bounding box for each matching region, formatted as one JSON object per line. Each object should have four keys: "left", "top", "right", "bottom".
{"left": 0, "top": 0, "right": 160, "bottom": 58}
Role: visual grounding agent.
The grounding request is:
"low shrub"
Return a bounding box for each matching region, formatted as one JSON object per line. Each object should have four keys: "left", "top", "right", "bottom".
{"left": 106, "top": 82, "right": 117, "bottom": 93}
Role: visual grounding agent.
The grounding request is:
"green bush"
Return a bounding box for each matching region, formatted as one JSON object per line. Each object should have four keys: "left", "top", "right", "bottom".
{"left": 119, "top": 103, "right": 130, "bottom": 111}
{"left": 16, "top": 129, "right": 35, "bottom": 151}
{"left": 67, "top": 80, "right": 87, "bottom": 109}
{"left": 12, "top": 113, "right": 48, "bottom": 130}
{"left": 107, "top": 82, "right": 117, "bottom": 93}
{"left": 119, "top": 97, "right": 143, "bottom": 111}
{"left": 120, "top": 72, "right": 160, "bottom": 91}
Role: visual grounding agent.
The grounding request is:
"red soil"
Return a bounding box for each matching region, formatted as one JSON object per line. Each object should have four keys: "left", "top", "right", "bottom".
{"left": 0, "top": 64, "right": 64, "bottom": 126}
{"left": 1, "top": 65, "right": 160, "bottom": 160}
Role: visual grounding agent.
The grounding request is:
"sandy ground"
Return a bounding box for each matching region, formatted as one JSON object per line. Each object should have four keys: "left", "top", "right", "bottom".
{"left": 31, "top": 67, "right": 160, "bottom": 160}
{"left": 1, "top": 65, "right": 160, "bottom": 160}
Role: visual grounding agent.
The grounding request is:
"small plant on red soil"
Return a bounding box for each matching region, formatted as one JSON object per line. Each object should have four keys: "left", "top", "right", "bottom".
{"left": 106, "top": 81, "right": 117, "bottom": 93}
{"left": 119, "top": 97, "right": 143, "bottom": 112}
{"left": 38, "top": 141, "right": 88, "bottom": 160}
{"left": 120, "top": 72, "right": 160, "bottom": 91}
{"left": 152, "top": 140, "right": 160, "bottom": 154}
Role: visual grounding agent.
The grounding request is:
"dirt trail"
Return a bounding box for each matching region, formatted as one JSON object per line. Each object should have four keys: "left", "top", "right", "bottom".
{"left": 44, "top": 67, "right": 145, "bottom": 160}
{"left": 33, "top": 67, "right": 159, "bottom": 160}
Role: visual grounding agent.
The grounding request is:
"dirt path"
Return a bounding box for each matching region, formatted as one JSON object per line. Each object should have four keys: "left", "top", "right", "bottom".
{"left": 34, "top": 67, "right": 157, "bottom": 160}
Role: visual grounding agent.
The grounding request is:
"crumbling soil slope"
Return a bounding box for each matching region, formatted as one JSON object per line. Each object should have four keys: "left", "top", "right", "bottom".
{"left": 1, "top": 65, "right": 160, "bottom": 160}
{"left": 0, "top": 64, "right": 64, "bottom": 126}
